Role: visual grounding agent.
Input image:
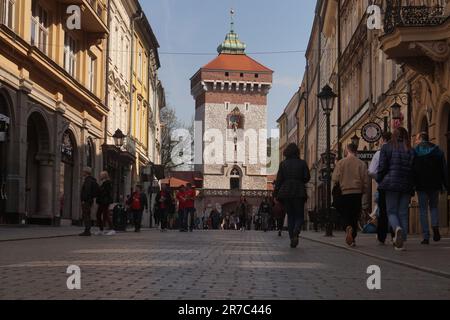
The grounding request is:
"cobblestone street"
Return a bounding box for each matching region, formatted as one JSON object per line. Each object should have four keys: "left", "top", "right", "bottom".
{"left": 1, "top": 229, "right": 449, "bottom": 300}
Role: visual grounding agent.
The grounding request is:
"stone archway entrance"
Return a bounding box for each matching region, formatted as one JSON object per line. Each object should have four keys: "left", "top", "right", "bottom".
{"left": 26, "top": 112, "right": 53, "bottom": 222}
{"left": 0, "top": 93, "right": 11, "bottom": 223}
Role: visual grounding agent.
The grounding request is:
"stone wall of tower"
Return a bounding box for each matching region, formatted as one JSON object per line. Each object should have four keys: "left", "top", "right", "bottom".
{"left": 199, "top": 100, "right": 268, "bottom": 191}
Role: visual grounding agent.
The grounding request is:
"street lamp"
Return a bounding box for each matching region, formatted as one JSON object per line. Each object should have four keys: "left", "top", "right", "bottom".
{"left": 318, "top": 84, "right": 337, "bottom": 237}
{"left": 112, "top": 129, "right": 126, "bottom": 148}
{"left": 391, "top": 102, "right": 402, "bottom": 120}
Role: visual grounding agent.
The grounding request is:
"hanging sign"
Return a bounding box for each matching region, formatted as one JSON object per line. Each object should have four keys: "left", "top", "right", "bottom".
{"left": 361, "top": 122, "right": 382, "bottom": 143}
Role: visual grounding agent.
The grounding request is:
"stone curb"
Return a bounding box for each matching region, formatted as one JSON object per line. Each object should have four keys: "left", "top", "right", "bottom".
{"left": 301, "top": 235, "right": 450, "bottom": 280}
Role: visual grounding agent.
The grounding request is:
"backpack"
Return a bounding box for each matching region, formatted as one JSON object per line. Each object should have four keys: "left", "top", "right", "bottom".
{"left": 131, "top": 193, "right": 142, "bottom": 210}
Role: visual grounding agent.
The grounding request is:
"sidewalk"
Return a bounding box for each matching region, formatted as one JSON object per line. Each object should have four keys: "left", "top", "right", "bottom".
{"left": 0, "top": 225, "right": 82, "bottom": 241}
{"left": 301, "top": 231, "right": 450, "bottom": 279}
{"left": 0, "top": 225, "right": 153, "bottom": 241}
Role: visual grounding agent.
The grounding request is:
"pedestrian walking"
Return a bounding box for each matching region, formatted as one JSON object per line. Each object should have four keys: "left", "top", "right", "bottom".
{"left": 236, "top": 197, "right": 250, "bottom": 231}
{"left": 368, "top": 132, "right": 394, "bottom": 244}
{"left": 332, "top": 143, "right": 369, "bottom": 247}
{"left": 184, "top": 183, "right": 196, "bottom": 232}
{"left": 156, "top": 184, "right": 173, "bottom": 232}
{"left": 126, "top": 185, "right": 148, "bottom": 232}
{"left": 258, "top": 197, "right": 272, "bottom": 232}
{"left": 79, "top": 167, "right": 99, "bottom": 236}
{"left": 377, "top": 127, "right": 414, "bottom": 251}
{"left": 274, "top": 143, "right": 311, "bottom": 248}
{"left": 413, "top": 132, "right": 448, "bottom": 245}
{"left": 96, "top": 171, "right": 115, "bottom": 236}
{"left": 272, "top": 199, "right": 285, "bottom": 237}
{"left": 177, "top": 185, "right": 187, "bottom": 232}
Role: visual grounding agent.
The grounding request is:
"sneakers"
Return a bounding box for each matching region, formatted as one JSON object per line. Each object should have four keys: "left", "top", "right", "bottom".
{"left": 278, "top": 230, "right": 282, "bottom": 237}
{"left": 93, "top": 230, "right": 103, "bottom": 236}
{"left": 433, "top": 227, "right": 441, "bottom": 242}
{"left": 345, "top": 226, "right": 354, "bottom": 246}
{"left": 105, "top": 230, "right": 116, "bottom": 236}
{"left": 350, "top": 242, "right": 356, "bottom": 248}
{"left": 393, "top": 227, "right": 404, "bottom": 250}
{"left": 79, "top": 231, "right": 91, "bottom": 237}
{"left": 421, "top": 239, "right": 430, "bottom": 245}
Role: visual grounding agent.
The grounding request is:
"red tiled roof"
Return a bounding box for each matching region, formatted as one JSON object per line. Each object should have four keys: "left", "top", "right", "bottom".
{"left": 202, "top": 54, "right": 272, "bottom": 73}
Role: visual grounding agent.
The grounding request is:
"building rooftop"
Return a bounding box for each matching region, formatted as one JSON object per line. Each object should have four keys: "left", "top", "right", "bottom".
{"left": 202, "top": 53, "right": 272, "bottom": 73}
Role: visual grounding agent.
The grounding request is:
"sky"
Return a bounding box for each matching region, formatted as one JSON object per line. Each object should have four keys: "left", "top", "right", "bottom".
{"left": 142, "top": 0, "right": 316, "bottom": 131}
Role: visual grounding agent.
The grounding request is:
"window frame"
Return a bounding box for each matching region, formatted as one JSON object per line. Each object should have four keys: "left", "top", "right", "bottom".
{"left": 88, "top": 53, "right": 97, "bottom": 94}
{"left": 31, "top": 1, "right": 50, "bottom": 55}
{"left": 64, "top": 32, "right": 77, "bottom": 78}
{"left": 0, "top": 0, "right": 15, "bottom": 29}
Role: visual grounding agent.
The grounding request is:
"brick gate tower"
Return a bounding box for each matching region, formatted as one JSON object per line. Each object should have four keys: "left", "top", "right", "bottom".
{"left": 190, "top": 12, "right": 273, "bottom": 216}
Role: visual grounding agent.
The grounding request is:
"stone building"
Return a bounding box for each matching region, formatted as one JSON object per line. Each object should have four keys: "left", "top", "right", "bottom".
{"left": 0, "top": 0, "right": 164, "bottom": 226}
{"left": 0, "top": 0, "right": 108, "bottom": 224}
{"left": 190, "top": 18, "right": 273, "bottom": 216}
{"left": 285, "top": 0, "right": 450, "bottom": 234}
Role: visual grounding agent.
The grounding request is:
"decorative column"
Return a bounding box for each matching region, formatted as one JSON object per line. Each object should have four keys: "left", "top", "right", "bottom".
{"left": 35, "top": 153, "right": 55, "bottom": 218}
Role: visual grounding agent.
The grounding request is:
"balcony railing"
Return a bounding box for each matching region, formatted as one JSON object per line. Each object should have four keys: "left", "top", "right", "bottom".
{"left": 384, "top": 0, "right": 449, "bottom": 34}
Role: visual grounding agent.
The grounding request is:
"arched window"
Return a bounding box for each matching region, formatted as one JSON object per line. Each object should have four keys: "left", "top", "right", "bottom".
{"left": 230, "top": 167, "right": 241, "bottom": 190}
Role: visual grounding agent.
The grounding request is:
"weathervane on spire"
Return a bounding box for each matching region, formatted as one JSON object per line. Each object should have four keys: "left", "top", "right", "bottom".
{"left": 230, "top": 8, "right": 235, "bottom": 32}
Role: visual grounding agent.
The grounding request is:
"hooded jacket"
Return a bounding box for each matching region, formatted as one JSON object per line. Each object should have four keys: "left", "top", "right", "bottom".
{"left": 413, "top": 142, "right": 448, "bottom": 191}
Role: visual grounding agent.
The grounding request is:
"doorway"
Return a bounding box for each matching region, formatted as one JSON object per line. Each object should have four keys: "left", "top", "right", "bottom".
{"left": 26, "top": 112, "right": 50, "bottom": 218}
{"left": 0, "top": 93, "right": 10, "bottom": 223}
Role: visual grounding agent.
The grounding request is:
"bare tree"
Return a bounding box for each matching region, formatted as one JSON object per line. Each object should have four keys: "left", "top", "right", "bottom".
{"left": 160, "top": 107, "right": 194, "bottom": 173}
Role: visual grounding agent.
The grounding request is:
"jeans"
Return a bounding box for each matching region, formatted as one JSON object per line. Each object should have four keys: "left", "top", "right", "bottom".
{"left": 132, "top": 210, "right": 143, "bottom": 231}
{"left": 385, "top": 191, "right": 411, "bottom": 240}
{"left": 97, "top": 204, "right": 112, "bottom": 231}
{"left": 417, "top": 190, "right": 440, "bottom": 240}
{"left": 184, "top": 207, "right": 195, "bottom": 231}
{"left": 81, "top": 202, "right": 92, "bottom": 231}
{"left": 339, "top": 194, "right": 362, "bottom": 240}
{"left": 160, "top": 208, "right": 168, "bottom": 230}
{"left": 283, "top": 198, "right": 305, "bottom": 239}
{"left": 377, "top": 190, "right": 389, "bottom": 243}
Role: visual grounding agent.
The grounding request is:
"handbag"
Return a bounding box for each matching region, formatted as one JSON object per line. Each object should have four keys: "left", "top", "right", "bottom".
{"left": 332, "top": 182, "right": 342, "bottom": 198}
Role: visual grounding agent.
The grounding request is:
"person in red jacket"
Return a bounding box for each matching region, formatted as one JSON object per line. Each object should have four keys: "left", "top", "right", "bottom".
{"left": 176, "top": 185, "right": 187, "bottom": 232}
{"left": 184, "top": 183, "right": 196, "bottom": 232}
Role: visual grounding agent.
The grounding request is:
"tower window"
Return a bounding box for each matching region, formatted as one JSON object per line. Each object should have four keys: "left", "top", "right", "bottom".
{"left": 225, "top": 72, "right": 229, "bottom": 77}
{"left": 255, "top": 74, "right": 259, "bottom": 78}
{"left": 245, "top": 103, "right": 249, "bottom": 111}
{"left": 240, "top": 73, "right": 244, "bottom": 77}
{"left": 230, "top": 167, "right": 241, "bottom": 190}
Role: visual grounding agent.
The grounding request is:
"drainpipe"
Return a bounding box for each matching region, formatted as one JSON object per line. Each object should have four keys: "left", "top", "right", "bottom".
{"left": 337, "top": 0, "right": 342, "bottom": 159}
{"left": 103, "top": 0, "right": 111, "bottom": 170}
{"left": 127, "top": 10, "right": 143, "bottom": 191}
{"left": 129, "top": 11, "right": 144, "bottom": 138}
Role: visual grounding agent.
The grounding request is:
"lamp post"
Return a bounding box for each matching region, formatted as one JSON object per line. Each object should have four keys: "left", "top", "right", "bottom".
{"left": 112, "top": 129, "right": 126, "bottom": 149}
{"left": 318, "top": 85, "right": 338, "bottom": 237}
{"left": 112, "top": 129, "right": 126, "bottom": 202}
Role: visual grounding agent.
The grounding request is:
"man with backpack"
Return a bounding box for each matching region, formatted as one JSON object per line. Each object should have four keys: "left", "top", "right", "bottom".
{"left": 127, "top": 185, "right": 148, "bottom": 232}
{"left": 80, "top": 167, "right": 100, "bottom": 236}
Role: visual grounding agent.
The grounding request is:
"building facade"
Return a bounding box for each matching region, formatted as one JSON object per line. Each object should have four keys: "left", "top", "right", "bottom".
{"left": 191, "top": 21, "right": 273, "bottom": 215}
{"left": 0, "top": 0, "right": 164, "bottom": 226}
{"left": 284, "top": 0, "right": 450, "bottom": 234}
{"left": 0, "top": 0, "right": 108, "bottom": 225}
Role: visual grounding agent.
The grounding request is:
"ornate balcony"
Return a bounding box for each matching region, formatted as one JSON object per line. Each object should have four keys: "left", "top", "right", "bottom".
{"left": 58, "top": 0, "right": 108, "bottom": 34}
{"left": 380, "top": 0, "right": 450, "bottom": 75}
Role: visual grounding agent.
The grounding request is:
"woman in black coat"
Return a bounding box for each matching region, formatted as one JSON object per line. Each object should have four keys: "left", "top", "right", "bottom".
{"left": 274, "top": 143, "right": 311, "bottom": 248}
{"left": 96, "top": 171, "right": 114, "bottom": 234}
